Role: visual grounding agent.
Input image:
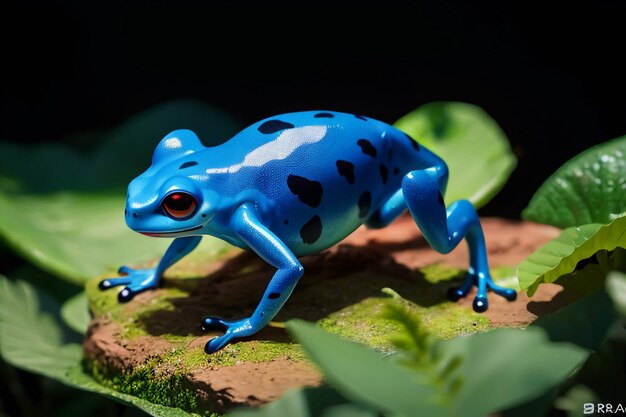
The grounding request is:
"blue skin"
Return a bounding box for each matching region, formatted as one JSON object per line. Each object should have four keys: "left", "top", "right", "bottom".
{"left": 99, "top": 111, "right": 516, "bottom": 354}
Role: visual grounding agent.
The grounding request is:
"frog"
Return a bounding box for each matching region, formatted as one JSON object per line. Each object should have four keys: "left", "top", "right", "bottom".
{"left": 99, "top": 110, "right": 517, "bottom": 354}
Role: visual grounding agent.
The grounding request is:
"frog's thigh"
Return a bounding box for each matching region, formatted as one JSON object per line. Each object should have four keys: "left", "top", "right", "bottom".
{"left": 404, "top": 166, "right": 488, "bottom": 256}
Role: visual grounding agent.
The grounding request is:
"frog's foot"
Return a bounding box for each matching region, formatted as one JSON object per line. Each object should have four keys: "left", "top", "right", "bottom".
{"left": 98, "top": 266, "right": 160, "bottom": 303}
{"left": 200, "top": 316, "right": 255, "bottom": 354}
{"left": 447, "top": 271, "right": 517, "bottom": 312}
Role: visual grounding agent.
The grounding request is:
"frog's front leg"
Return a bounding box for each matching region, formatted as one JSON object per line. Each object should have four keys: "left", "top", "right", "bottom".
{"left": 99, "top": 236, "right": 202, "bottom": 303}
{"left": 200, "top": 203, "right": 304, "bottom": 354}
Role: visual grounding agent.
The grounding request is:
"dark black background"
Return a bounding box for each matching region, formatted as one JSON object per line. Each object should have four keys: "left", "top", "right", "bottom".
{"left": 0, "top": 7, "right": 624, "bottom": 416}
{"left": 2, "top": 4, "right": 625, "bottom": 218}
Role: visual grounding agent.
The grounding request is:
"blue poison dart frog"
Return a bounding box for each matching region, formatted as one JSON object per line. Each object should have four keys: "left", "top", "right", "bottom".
{"left": 99, "top": 111, "right": 517, "bottom": 354}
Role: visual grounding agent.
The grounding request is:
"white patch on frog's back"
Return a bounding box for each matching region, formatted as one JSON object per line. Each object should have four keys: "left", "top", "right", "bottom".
{"left": 205, "top": 126, "right": 327, "bottom": 174}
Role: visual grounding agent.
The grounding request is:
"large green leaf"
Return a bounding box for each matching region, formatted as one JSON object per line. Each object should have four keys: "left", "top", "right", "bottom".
{"left": 287, "top": 319, "right": 449, "bottom": 417}
{"left": 0, "top": 275, "right": 200, "bottom": 417}
{"left": 0, "top": 276, "right": 80, "bottom": 377}
{"left": 286, "top": 320, "right": 586, "bottom": 417}
{"left": 441, "top": 328, "right": 586, "bottom": 417}
{"left": 0, "top": 100, "right": 240, "bottom": 283}
{"left": 518, "top": 216, "right": 626, "bottom": 296}
{"left": 523, "top": 136, "right": 626, "bottom": 228}
{"left": 228, "top": 387, "right": 378, "bottom": 417}
{"left": 394, "top": 102, "right": 516, "bottom": 208}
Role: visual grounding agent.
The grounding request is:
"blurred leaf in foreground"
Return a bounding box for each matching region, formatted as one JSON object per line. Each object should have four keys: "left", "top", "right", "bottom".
{"left": 0, "top": 273, "right": 202, "bottom": 416}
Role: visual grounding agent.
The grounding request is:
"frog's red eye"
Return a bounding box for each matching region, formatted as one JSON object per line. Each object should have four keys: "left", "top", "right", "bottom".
{"left": 163, "top": 192, "right": 197, "bottom": 219}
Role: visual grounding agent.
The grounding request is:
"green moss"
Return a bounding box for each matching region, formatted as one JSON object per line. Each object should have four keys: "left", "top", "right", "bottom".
{"left": 87, "top": 276, "right": 190, "bottom": 317}
{"left": 419, "top": 302, "right": 490, "bottom": 338}
{"left": 319, "top": 297, "right": 403, "bottom": 350}
{"left": 84, "top": 358, "right": 211, "bottom": 416}
{"left": 318, "top": 292, "right": 489, "bottom": 351}
{"left": 86, "top": 276, "right": 192, "bottom": 339}
{"left": 419, "top": 264, "right": 464, "bottom": 284}
{"left": 85, "top": 275, "right": 122, "bottom": 317}
{"left": 163, "top": 346, "right": 210, "bottom": 369}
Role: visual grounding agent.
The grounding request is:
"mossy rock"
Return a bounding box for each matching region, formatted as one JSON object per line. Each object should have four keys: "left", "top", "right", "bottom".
{"left": 83, "top": 216, "right": 563, "bottom": 415}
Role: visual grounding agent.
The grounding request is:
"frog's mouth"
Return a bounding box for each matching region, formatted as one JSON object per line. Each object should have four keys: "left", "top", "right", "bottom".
{"left": 139, "top": 224, "right": 203, "bottom": 237}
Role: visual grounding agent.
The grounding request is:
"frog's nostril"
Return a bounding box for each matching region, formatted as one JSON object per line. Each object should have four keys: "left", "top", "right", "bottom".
{"left": 132, "top": 213, "right": 138, "bottom": 218}
{"left": 124, "top": 209, "right": 128, "bottom": 216}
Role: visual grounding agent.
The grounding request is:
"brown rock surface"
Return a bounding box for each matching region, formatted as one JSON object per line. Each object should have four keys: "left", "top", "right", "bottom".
{"left": 84, "top": 215, "right": 565, "bottom": 412}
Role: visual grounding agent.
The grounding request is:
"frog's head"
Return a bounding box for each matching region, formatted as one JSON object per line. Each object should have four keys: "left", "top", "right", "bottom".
{"left": 124, "top": 129, "right": 219, "bottom": 237}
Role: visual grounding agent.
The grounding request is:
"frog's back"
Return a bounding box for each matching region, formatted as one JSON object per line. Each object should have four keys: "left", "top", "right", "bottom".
{"left": 206, "top": 111, "right": 431, "bottom": 255}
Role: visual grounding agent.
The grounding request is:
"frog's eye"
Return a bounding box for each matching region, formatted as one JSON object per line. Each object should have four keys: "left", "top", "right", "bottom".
{"left": 162, "top": 192, "right": 197, "bottom": 219}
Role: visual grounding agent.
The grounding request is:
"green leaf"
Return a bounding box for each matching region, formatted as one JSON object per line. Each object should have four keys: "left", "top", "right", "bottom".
{"left": 518, "top": 216, "right": 626, "bottom": 296}
{"left": 286, "top": 319, "right": 449, "bottom": 417}
{"left": 92, "top": 99, "right": 240, "bottom": 189}
{"left": 380, "top": 299, "right": 463, "bottom": 402}
{"left": 500, "top": 387, "right": 559, "bottom": 417}
{"left": 9, "top": 264, "right": 81, "bottom": 302}
{"left": 0, "top": 275, "right": 201, "bottom": 417}
{"left": 288, "top": 319, "right": 586, "bottom": 417}
{"left": 394, "top": 102, "right": 517, "bottom": 208}
{"left": 228, "top": 387, "right": 379, "bottom": 417}
{"left": 523, "top": 136, "right": 626, "bottom": 228}
{"left": 440, "top": 328, "right": 587, "bottom": 417}
{"left": 606, "top": 271, "right": 626, "bottom": 318}
{"left": 0, "top": 100, "right": 240, "bottom": 283}
{"left": 61, "top": 292, "right": 90, "bottom": 335}
{"left": 531, "top": 289, "right": 615, "bottom": 350}
{"left": 0, "top": 276, "right": 81, "bottom": 377}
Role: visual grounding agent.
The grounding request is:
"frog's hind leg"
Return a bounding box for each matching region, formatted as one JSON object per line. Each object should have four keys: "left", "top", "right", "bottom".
{"left": 400, "top": 163, "right": 516, "bottom": 312}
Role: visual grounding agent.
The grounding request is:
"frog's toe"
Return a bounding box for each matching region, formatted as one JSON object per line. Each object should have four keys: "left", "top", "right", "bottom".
{"left": 98, "top": 276, "right": 131, "bottom": 290}
{"left": 472, "top": 296, "right": 488, "bottom": 313}
{"left": 98, "top": 279, "right": 112, "bottom": 290}
{"left": 503, "top": 289, "right": 517, "bottom": 301}
{"left": 200, "top": 317, "right": 256, "bottom": 353}
{"left": 200, "top": 316, "right": 229, "bottom": 332}
{"left": 204, "top": 334, "right": 233, "bottom": 354}
{"left": 446, "top": 273, "right": 475, "bottom": 301}
{"left": 117, "top": 265, "right": 132, "bottom": 275}
{"left": 117, "top": 287, "right": 136, "bottom": 303}
{"left": 119, "top": 278, "right": 159, "bottom": 302}
{"left": 446, "top": 286, "right": 468, "bottom": 301}
{"left": 200, "top": 316, "right": 235, "bottom": 354}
